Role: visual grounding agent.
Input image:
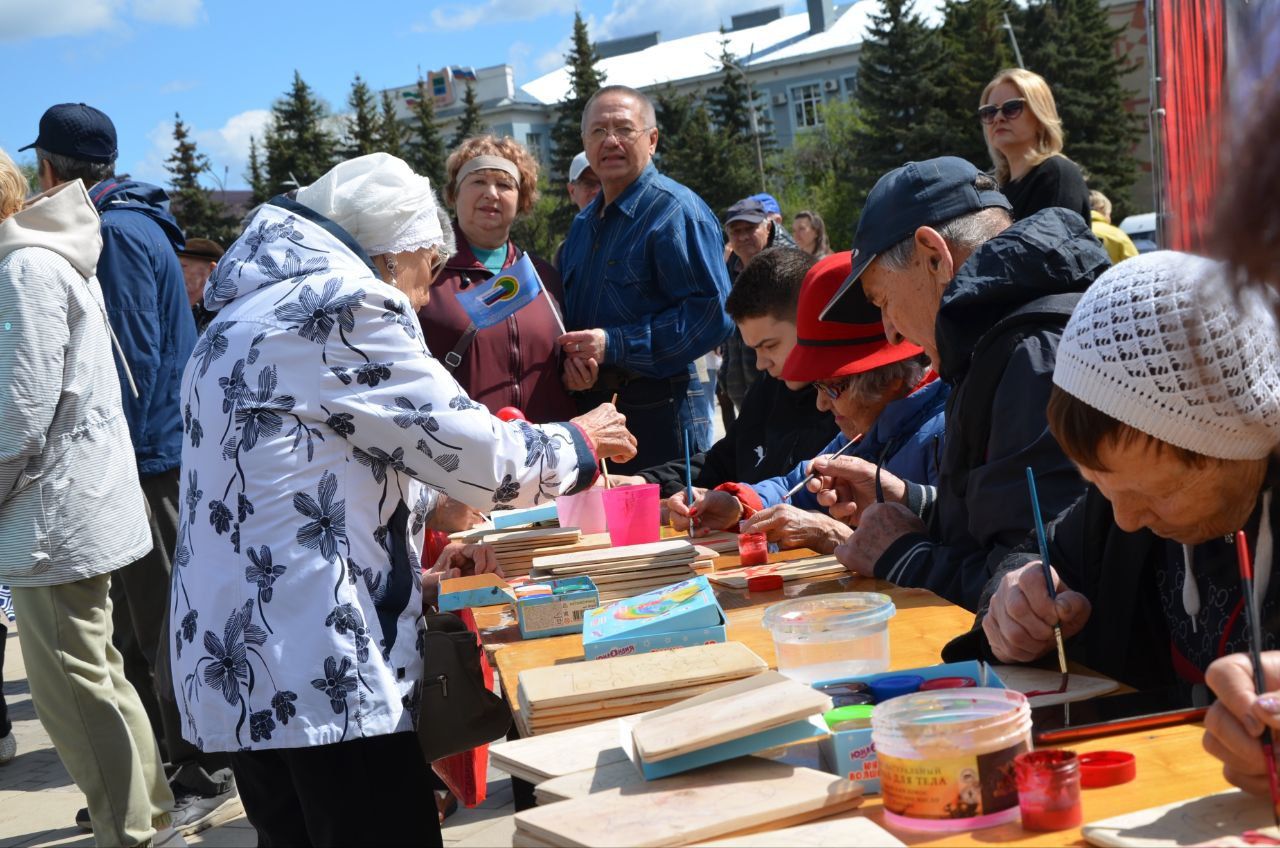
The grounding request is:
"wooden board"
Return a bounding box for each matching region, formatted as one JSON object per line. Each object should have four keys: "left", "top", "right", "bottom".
{"left": 533, "top": 539, "right": 696, "bottom": 569}
{"left": 1081, "top": 790, "right": 1271, "bottom": 847}
{"left": 481, "top": 526, "right": 581, "bottom": 549}
{"left": 632, "top": 671, "right": 831, "bottom": 763}
{"left": 570, "top": 565, "right": 696, "bottom": 585}
{"left": 694, "top": 531, "right": 741, "bottom": 555}
{"left": 992, "top": 665, "right": 1120, "bottom": 707}
{"left": 527, "top": 682, "right": 723, "bottom": 720}
{"left": 708, "top": 556, "right": 845, "bottom": 588}
{"left": 490, "top": 718, "right": 634, "bottom": 783}
{"left": 517, "top": 642, "right": 767, "bottom": 711}
{"left": 693, "top": 813, "right": 904, "bottom": 847}
{"left": 536, "top": 554, "right": 698, "bottom": 578}
{"left": 512, "top": 758, "right": 863, "bottom": 847}
{"left": 535, "top": 758, "right": 645, "bottom": 803}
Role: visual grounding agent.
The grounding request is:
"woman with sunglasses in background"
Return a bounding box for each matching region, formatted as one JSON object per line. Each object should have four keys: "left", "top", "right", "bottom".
{"left": 667, "top": 253, "right": 947, "bottom": 554}
{"left": 980, "top": 68, "right": 1092, "bottom": 225}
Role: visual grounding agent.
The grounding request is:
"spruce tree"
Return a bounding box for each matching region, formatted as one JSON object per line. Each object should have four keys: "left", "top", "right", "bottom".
{"left": 408, "top": 79, "right": 449, "bottom": 189}
{"left": 246, "top": 135, "right": 270, "bottom": 205}
{"left": 378, "top": 91, "right": 406, "bottom": 159}
{"left": 548, "top": 11, "right": 607, "bottom": 239}
{"left": 450, "top": 82, "right": 486, "bottom": 148}
{"left": 263, "top": 71, "right": 339, "bottom": 194}
{"left": 654, "top": 86, "right": 741, "bottom": 215}
{"left": 344, "top": 73, "right": 381, "bottom": 158}
{"left": 936, "top": 0, "right": 1017, "bottom": 170}
{"left": 1021, "top": 0, "right": 1143, "bottom": 215}
{"left": 165, "top": 113, "right": 239, "bottom": 244}
{"left": 850, "top": 0, "right": 951, "bottom": 206}
{"left": 706, "top": 35, "right": 771, "bottom": 198}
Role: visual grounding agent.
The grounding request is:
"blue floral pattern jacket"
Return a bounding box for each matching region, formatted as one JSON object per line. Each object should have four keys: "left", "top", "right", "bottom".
{"left": 170, "top": 198, "right": 597, "bottom": 752}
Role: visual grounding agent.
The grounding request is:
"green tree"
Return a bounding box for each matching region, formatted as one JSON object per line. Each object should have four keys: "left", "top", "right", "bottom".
{"left": 705, "top": 35, "right": 771, "bottom": 199}
{"left": 772, "top": 100, "right": 869, "bottom": 248}
{"left": 850, "top": 0, "right": 951, "bottom": 207}
{"left": 263, "top": 71, "right": 339, "bottom": 194}
{"left": 548, "top": 11, "right": 607, "bottom": 238}
{"left": 407, "top": 80, "right": 449, "bottom": 189}
{"left": 378, "top": 91, "right": 406, "bottom": 159}
{"left": 509, "top": 174, "right": 562, "bottom": 261}
{"left": 17, "top": 157, "right": 39, "bottom": 194}
{"left": 654, "top": 86, "right": 744, "bottom": 215}
{"left": 1021, "top": 0, "right": 1143, "bottom": 216}
{"left": 450, "top": 81, "right": 486, "bottom": 148}
{"left": 246, "top": 135, "right": 270, "bottom": 205}
{"left": 164, "top": 113, "right": 239, "bottom": 244}
{"left": 936, "top": 0, "right": 1018, "bottom": 169}
{"left": 344, "top": 73, "right": 381, "bottom": 158}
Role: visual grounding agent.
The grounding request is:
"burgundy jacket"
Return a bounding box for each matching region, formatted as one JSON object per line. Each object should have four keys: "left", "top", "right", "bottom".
{"left": 417, "top": 222, "right": 576, "bottom": 424}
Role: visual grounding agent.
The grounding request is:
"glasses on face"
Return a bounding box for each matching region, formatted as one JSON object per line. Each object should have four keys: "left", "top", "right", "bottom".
{"left": 977, "top": 98, "right": 1026, "bottom": 125}
{"left": 813, "top": 376, "right": 853, "bottom": 400}
{"left": 585, "top": 125, "right": 651, "bottom": 145}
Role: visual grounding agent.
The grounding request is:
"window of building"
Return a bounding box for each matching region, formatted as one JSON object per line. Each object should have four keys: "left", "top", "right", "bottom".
{"left": 843, "top": 75, "right": 858, "bottom": 99}
{"left": 791, "top": 83, "right": 824, "bottom": 129}
{"left": 525, "top": 132, "right": 544, "bottom": 159}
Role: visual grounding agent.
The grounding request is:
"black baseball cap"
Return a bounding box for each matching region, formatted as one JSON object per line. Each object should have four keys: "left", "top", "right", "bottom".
{"left": 20, "top": 103, "right": 118, "bottom": 164}
{"left": 821, "top": 156, "right": 1011, "bottom": 322}
{"left": 723, "top": 198, "right": 768, "bottom": 226}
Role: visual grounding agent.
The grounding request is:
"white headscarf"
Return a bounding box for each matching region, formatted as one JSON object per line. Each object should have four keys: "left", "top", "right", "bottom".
{"left": 295, "top": 153, "right": 445, "bottom": 257}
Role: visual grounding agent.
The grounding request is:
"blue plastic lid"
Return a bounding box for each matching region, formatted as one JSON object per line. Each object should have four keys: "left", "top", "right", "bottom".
{"left": 869, "top": 674, "right": 926, "bottom": 702}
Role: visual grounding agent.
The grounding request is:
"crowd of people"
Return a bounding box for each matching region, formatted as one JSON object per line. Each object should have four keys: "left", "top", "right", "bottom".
{"left": 2, "top": 48, "right": 1280, "bottom": 847}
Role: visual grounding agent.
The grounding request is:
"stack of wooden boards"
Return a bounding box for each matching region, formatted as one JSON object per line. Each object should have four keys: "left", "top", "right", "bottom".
{"left": 446, "top": 526, "right": 612, "bottom": 579}
{"left": 531, "top": 538, "right": 717, "bottom": 602}
{"left": 707, "top": 554, "right": 845, "bottom": 589}
{"left": 513, "top": 641, "right": 767, "bottom": 737}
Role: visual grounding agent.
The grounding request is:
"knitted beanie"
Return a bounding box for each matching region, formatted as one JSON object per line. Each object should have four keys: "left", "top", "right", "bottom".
{"left": 1053, "top": 251, "right": 1280, "bottom": 460}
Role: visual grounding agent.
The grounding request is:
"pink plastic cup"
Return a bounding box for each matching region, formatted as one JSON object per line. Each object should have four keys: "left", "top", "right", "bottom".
{"left": 556, "top": 488, "right": 609, "bottom": 534}
{"left": 602, "top": 483, "right": 661, "bottom": 546}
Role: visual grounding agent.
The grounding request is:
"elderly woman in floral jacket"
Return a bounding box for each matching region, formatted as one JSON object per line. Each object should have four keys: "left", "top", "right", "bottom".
{"left": 170, "top": 153, "right": 634, "bottom": 847}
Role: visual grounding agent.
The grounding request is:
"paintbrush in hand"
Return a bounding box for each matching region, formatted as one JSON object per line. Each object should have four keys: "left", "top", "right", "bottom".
{"left": 683, "top": 428, "right": 695, "bottom": 537}
{"left": 781, "top": 437, "right": 859, "bottom": 502}
{"left": 1025, "top": 466, "right": 1068, "bottom": 692}
{"left": 1235, "top": 529, "right": 1280, "bottom": 828}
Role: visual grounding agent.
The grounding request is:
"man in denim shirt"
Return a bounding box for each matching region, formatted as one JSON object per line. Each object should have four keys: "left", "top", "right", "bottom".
{"left": 558, "top": 85, "right": 733, "bottom": 472}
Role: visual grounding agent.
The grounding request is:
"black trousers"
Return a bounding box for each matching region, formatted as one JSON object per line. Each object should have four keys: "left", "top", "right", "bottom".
{"left": 229, "top": 731, "right": 442, "bottom": 848}
{"left": 0, "top": 620, "right": 10, "bottom": 739}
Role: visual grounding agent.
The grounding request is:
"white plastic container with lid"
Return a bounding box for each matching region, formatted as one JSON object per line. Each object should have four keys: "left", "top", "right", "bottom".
{"left": 871, "top": 688, "right": 1032, "bottom": 832}
{"left": 760, "top": 593, "right": 895, "bottom": 683}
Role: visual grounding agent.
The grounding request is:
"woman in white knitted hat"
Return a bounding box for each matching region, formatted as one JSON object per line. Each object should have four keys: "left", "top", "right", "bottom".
{"left": 944, "top": 251, "right": 1280, "bottom": 694}
{"left": 169, "top": 153, "right": 635, "bottom": 846}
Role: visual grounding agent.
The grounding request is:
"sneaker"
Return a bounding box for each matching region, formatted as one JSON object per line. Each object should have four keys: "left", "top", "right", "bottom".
{"left": 0, "top": 731, "right": 15, "bottom": 765}
{"left": 151, "top": 825, "right": 188, "bottom": 847}
{"left": 75, "top": 806, "right": 91, "bottom": 832}
{"left": 170, "top": 786, "right": 243, "bottom": 837}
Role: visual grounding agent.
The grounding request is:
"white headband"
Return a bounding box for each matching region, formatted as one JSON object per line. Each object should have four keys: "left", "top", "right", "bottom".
{"left": 455, "top": 155, "right": 521, "bottom": 188}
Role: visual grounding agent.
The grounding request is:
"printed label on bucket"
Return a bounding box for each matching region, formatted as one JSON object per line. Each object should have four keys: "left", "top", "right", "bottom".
{"left": 879, "top": 740, "right": 1026, "bottom": 820}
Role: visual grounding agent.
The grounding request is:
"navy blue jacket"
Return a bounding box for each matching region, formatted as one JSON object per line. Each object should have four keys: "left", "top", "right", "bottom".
{"left": 89, "top": 179, "right": 196, "bottom": 476}
{"left": 875, "top": 208, "right": 1110, "bottom": 610}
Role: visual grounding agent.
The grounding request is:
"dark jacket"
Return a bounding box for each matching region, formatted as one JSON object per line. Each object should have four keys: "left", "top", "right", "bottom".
{"left": 89, "top": 178, "right": 196, "bottom": 477}
{"left": 943, "top": 482, "right": 1280, "bottom": 690}
{"left": 719, "top": 224, "right": 799, "bottom": 411}
{"left": 875, "top": 208, "right": 1110, "bottom": 610}
{"left": 637, "top": 374, "right": 837, "bottom": 498}
{"left": 416, "top": 221, "right": 576, "bottom": 425}
{"left": 1001, "top": 155, "right": 1092, "bottom": 226}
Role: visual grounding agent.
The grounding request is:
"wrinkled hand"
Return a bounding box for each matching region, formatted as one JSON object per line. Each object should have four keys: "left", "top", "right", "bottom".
{"left": 833, "top": 502, "right": 925, "bottom": 576}
{"left": 741, "top": 504, "right": 852, "bottom": 554}
{"left": 806, "top": 456, "right": 907, "bottom": 524}
{"left": 982, "top": 561, "right": 1092, "bottom": 663}
{"left": 570, "top": 403, "right": 637, "bottom": 463}
{"left": 1205, "top": 652, "right": 1280, "bottom": 796}
{"left": 562, "top": 355, "right": 599, "bottom": 391}
{"left": 421, "top": 542, "right": 502, "bottom": 604}
{"left": 668, "top": 488, "right": 741, "bottom": 533}
{"left": 559, "top": 329, "right": 607, "bottom": 363}
{"left": 426, "top": 495, "right": 486, "bottom": 534}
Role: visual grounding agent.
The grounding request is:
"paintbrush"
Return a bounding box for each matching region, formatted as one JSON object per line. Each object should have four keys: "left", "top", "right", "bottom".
{"left": 1235, "top": 529, "right": 1280, "bottom": 829}
{"left": 601, "top": 393, "right": 618, "bottom": 488}
{"left": 1025, "top": 466, "right": 1069, "bottom": 692}
{"left": 683, "top": 428, "right": 695, "bottom": 537}
{"left": 781, "top": 437, "right": 859, "bottom": 502}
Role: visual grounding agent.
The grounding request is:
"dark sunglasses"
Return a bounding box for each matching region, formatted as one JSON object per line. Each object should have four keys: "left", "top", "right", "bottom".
{"left": 977, "top": 98, "right": 1026, "bottom": 125}
{"left": 813, "top": 376, "right": 852, "bottom": 400}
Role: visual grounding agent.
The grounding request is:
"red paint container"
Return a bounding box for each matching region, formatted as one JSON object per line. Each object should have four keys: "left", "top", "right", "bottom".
{"left": 737, "top": 522, "right": 768, "bottom": 566}
{"left": 919, "top": 676, "right": 978, "bottom": 691}
{"left": 1014, "top": 749, "right": 1083, "bottom": 831}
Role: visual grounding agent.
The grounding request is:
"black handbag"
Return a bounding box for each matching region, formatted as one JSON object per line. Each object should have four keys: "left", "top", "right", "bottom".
{"left": 415, "top": 611, "right": 512, "bottom": 762}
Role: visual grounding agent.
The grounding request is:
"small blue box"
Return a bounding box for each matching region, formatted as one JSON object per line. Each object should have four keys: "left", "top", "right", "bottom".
{"left": 581, "top": 576, "right": 727, "bottom": 661}
{"left": 814, "top": 660, "right": 1006, "bottom": 794}
{"left": 437, "top": 574, "right": 513, "bottom": 612}
{"left": 514, "top": 576, "right": 599, "bottom": 639}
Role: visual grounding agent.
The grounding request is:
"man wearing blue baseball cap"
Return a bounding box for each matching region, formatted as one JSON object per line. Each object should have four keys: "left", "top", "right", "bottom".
{"left": 807, "top": 156, "right": 1110, "bottom": 611}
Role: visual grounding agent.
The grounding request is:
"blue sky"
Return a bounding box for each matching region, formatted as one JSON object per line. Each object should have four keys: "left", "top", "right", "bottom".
{"left": 1, "top": 0, "right": 793, "bottom": 190}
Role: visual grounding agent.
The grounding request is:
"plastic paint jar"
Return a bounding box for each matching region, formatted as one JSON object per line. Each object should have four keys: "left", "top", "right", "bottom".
{"left": 872, "top": 688, "right": 1032, "bottom": 832}
{"left": 1014, "top": 749, "right": 1083, "bottom": 831}
{"left": 736, "top": 521, "right": 769, "bottom": 566}
{"left": 761, "top": 593, "right": 896, "bottom": 684}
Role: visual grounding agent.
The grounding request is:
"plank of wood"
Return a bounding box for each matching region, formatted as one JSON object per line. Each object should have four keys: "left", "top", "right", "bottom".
{"left": 707, "top": 556, "right": 845, "bottom": 588}
{"left": 526, "top": 682, "right": 724, "bottom": 719}
{"left": 490, "top": 717, "right": 634, "bottom": 784}
{"left": 692, "top": 813, "right": 904, "bottom": 847}
{"left": 536, "top": 553, "right": 698, "bottom": 577}
{"left": 992, "top": 665, "right": 1120, "bottom": 707}
{"left": 533, "top": 539, "right": 696, "bottom": 569}
{"left": 577, "top": 566, "right": 695, "bottom": 586}
{"left": 1081, "top": 790, "right": 1268, "bottom": 847}
{"left": 534, "top": 757, "right": 650, "bottom": 803}
{"left": 516, "top": 642, "right": 767, "bottom": 710}
{"left": 526, "top": 700, "right": 683, "bottom": 729}
{"left": 631, "top": 671, "right": 831, "bottom": 763}
{"left": 512, "top": 759, "right": 862, "bottom": 847}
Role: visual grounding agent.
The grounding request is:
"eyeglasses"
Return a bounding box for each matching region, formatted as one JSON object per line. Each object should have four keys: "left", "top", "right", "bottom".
{"left": 428, "top": 249, "right": 449, "bottom": 276}
{"left": 977, "top": 98, "right": 1026, "bottom": 125}
{"left": 813, "top": 376, "right": 853, "bottom": 400}
{"left": 585, "top": 125, "right": 652, "bottom": 145}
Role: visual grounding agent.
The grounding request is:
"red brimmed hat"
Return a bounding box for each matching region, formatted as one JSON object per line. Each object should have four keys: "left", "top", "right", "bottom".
{"left": 782, "top": 251, "right": 924, "bottom": 382}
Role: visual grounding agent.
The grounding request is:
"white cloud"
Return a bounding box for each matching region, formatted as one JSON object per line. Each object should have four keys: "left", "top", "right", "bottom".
{"left": 425, "top": 0, "right": 575, "bottom": 32}
{"left": 132, "top": 109, "right": 271, "bottom": 190}
{"left": 131, "top": 0, "right": 202, "bottom": 26}
{"left": 0, "top": 0, "right": 201, "bottom": 41}
{"left": 160, "top": 79, "right": 200, "bottom": 94}
{"left": 596, "top": 0, "right": 800, "bottom": 41}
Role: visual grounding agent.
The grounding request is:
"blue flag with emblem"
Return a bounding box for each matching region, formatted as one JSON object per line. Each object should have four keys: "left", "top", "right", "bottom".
{"left": 456, "top": 253, "right": 544, "bottom": 330}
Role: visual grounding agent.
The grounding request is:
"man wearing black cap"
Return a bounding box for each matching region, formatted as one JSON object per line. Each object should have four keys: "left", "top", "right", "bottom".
{"left": 26, "top": 103, "right": 236, "bottom": 835}
{"left": 807, "top": 156, "right": 1109, "bottom": 611}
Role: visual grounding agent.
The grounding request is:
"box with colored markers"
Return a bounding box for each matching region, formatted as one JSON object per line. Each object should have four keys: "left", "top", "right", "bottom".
{"left": 514, "top": 576, "right": 599, "bottom": 639}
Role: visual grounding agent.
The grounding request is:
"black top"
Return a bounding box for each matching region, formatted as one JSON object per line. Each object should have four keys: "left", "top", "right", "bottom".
{"left": 1001, "top": 155, "right": 1092, "bottom": 225}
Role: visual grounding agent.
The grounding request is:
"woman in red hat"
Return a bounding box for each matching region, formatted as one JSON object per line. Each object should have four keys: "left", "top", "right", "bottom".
{"left": 669, "top": 252, "right": 947, "bottom": 552}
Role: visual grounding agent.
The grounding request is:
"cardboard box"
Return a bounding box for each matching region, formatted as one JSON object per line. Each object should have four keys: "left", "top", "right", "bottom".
{"left": 814, "top": 660, "right": 1006, "bottom": 794}
{"left": 437, "top": 573, "right": 514, "bottom": 612}
{"left": 581, "top": 576, "right": 727, "bottom": 661}
{"left": 515, "top": 576, "right": 599, "bottom": 639}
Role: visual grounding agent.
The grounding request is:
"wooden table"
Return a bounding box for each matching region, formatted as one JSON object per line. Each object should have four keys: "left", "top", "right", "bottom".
{"left": 473, "top": 544, "right": 1231, "bottom": 846}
